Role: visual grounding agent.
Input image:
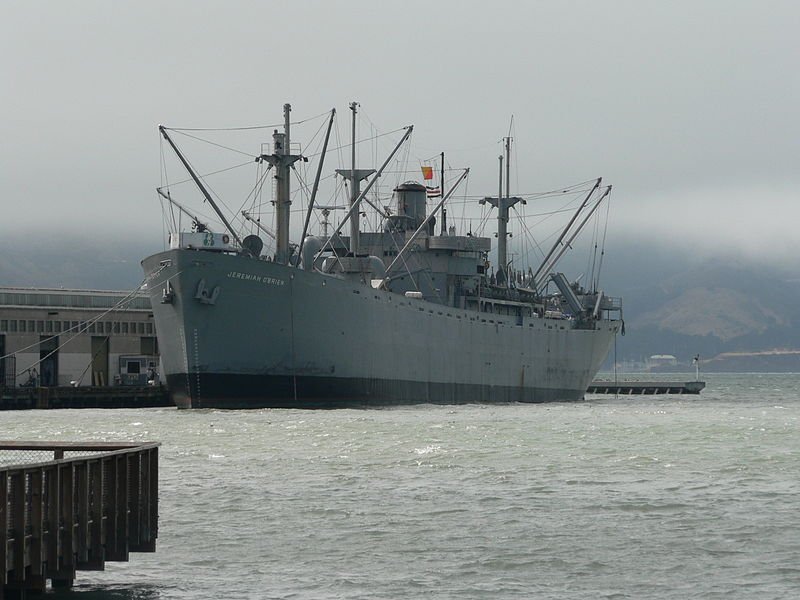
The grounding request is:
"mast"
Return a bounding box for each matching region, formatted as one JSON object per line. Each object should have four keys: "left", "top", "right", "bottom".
{"left": 158, "top": 126, "right": 243, "bottom": 247}
{"left": 297, "top": 108, "right": 336, "bottom": 263}
{"left": 497, "top": 154, "right": 507, "bottom": 279}
{"left": 440, "top": 151, "right": 446, "bottom": 235}
{"left": 480, "top": 151, "right": 524, "bottom": 286}
{"left": 505, "top": 136, "right": 511, "bottom": 202}
{"left": 259, "top": 104, "right": 303, "bottom": 264}
{"left": 322, "top": 126, "right": 413, "bottom": 255}
{"left": 335, "top": 102, "right": 375, "bottom": 256}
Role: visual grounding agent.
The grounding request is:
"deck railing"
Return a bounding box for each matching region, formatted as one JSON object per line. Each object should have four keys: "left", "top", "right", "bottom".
{"left": 0, "top": 441, "right": 159, "bottom": 596}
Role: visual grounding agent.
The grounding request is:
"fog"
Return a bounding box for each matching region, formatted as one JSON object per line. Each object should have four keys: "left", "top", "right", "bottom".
{"left": 2, "top": 1, "right": 798, "bottom": 269}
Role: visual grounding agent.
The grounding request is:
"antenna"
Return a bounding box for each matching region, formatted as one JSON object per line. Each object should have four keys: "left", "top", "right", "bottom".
{"left": 315, "top": 205, "right": 346, "bottom": 238}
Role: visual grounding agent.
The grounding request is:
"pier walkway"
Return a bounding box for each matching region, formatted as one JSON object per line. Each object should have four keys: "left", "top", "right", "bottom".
{"left": 587, "top": 380, "right": 706, "bottom": 395}
{"left": 1, "top": 441, "right": 159, "bottom": 598}
{"left": 0, "top": 386, "right": 171, "bottom": 410}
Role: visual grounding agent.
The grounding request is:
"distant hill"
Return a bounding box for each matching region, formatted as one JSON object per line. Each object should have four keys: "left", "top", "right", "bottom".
{"left": 595, "top": 248, "right": 800, "bottom": 367}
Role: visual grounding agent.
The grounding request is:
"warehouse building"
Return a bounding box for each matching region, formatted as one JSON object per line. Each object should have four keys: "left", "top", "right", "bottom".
{"left": 0, "top": 287, "right": 159, "bottom": 388}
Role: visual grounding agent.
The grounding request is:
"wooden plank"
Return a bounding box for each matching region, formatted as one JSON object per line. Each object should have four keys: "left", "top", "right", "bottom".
{"left": 0, "top": 441, "right": 144, "bottom": 452}
{"left": 59, "top": 463, "right": 75, "bottom": 575}
{"left": 138, "top": 450, "right": 151, "bottom": 549}
{"left": 9, "top": 472, "right": 25, "bottom": 583}
{"left": 75, "top": 462, "right": 89, "bottom": 563}
{"left": 112, "top": 455, "right": 129, "bottom": 562}
{"left": 150, "top": 447, "right": 159, "bottom": 546}
{"left": 132, "top": 448, "right": 157, "bottom": 552}
{"left": 45, "top": 465, "right": 61, "bottom": 574}
{"left": 28, "top": 469, "right": 44, "bottom": 576}
{"left": 88, "top": 459, "right": 104, "bottom": 569}
{"left": 77, "top": 460, "right": 104, "bottom": 571}
{"left": 128, "top": 453, "right": 141, "bottom": 548}
{"left": 119, "top": 454, "right": 129, "bottom": 561}
{"left": 1, "top": 472, "right": 7, "bottom": 586}
{"left": 104, "top": 457, "right": 120, "bottom": 561}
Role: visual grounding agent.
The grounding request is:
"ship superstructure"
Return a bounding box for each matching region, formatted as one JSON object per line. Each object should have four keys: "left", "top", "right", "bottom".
{"left": 142, "top": 103, "right": 622, "bottom": 408}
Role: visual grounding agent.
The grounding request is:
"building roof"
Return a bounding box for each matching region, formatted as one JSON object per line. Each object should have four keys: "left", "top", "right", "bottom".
{"left": 0, "top": 287, "right": 151, "bottom": 311}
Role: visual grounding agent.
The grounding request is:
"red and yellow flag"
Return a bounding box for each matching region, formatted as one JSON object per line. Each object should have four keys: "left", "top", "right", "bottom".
{"left": 421, "top": 166, "right": 434, "bottom": 180}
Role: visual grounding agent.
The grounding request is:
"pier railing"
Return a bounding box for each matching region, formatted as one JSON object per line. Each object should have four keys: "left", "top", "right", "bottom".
{"left": 0, "top": 441, "right": 159, "bottom": 596}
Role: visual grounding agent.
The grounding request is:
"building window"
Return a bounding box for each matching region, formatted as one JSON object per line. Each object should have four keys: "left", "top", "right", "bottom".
{"left": 54, "top": 321, "right": 62, "bottom": 333}
{"left": 137, "top": 322, "right": 145, "bottom": 335}
{"left": 113, "top": 322, "right": 120, "bottom": 334}
{"left": 28, "top": 320, "right": 35, "bottom": 332}
{"left": 145, "top": 322, "right": 153, "bottom": 334}
{"left": 0, "top": 320, "right": 6, "bottom": 331}
{"left": 9, "top": 320, "right": 17, "bottom": 332}
{"left": 122, "top": 322, "right": 129, "bottom": 334}
{"left": 19, "top": 321, "right": 26, "bottom": 332}
{"left": 36, "top": 321, "right": 44, "bottom": 333}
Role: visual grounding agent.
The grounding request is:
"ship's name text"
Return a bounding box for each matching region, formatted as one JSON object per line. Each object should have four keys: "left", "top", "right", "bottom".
{"left": 226, "top": 271, "right": 285, "bottom": 286}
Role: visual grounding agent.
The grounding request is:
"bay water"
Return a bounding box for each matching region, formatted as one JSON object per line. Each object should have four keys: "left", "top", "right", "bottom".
{"left": 3, "top": 373, "right": 799, "bottom": 599}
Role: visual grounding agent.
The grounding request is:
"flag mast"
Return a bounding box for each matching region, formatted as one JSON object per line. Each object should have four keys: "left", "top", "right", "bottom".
{"left": 335, "top": 102, "right": 375, "bottom": 256}
{"left": 440, "top": 151, "right": 446, "bottom": 235}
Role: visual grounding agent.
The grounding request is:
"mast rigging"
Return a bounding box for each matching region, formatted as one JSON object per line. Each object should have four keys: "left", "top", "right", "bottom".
{"left": 158, "top": 125, "right": 243, "bottom": 247}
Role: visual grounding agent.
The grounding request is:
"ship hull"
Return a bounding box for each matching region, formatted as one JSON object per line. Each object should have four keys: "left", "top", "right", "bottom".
{"left": 142, "top": 249, "right": 619, "bottom": 409}
{"left": 164, "top": 373, "right": 590, "bottom": 409}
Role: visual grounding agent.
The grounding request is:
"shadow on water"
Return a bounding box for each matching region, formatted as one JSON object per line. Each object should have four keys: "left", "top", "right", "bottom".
{"left": 46, "top": 585, "right": 163, "bottom": 599}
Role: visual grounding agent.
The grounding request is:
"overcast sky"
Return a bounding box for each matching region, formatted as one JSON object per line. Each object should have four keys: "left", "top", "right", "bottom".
{"left": 2, "top": 1, "right": 798, "bottom": 267}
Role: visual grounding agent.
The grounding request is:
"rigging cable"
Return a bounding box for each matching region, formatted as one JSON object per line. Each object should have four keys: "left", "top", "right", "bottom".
{"left": 164, "top": 109, "right": 331, "bottom": 132}
{"left": 160, "top": 160, "right": 257, "bottom": 191}
{"left": 168, "top": 129, "right": 257, "bottom": 158}
{"left": 594, "top": 187, "right": 613, "bottom": 291}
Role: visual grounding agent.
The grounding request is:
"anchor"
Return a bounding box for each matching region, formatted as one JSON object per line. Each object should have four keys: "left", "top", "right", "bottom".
{"left": 194, "top": 279, "right": 220, "bottom": 305}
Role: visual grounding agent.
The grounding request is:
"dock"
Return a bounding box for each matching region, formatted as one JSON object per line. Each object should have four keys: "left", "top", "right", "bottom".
{"left": 0, "top": 386, "right": 172, "bottom": 410}
{"left": 587, "top": 380, "right": 706, "bottom": 395}
{"left": 1, "top": 441, "right": 159, "bottom": 597}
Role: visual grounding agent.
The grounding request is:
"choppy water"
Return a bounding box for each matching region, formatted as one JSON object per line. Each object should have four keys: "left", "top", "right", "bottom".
{"left": 3, "top": 373, "right": 800, "bottom": 599}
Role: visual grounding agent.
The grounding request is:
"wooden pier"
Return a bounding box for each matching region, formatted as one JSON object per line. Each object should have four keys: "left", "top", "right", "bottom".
{"left": 0, "top": 386, "right": 172, "bottom": 410}
{"left": 587, "top": 380, "right": 706, "bottom": 395}
{"left": 1, "top": 441, "right": 159, "bottom": 598}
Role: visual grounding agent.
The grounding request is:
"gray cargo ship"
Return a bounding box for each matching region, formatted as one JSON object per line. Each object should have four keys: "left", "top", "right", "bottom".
{"left": 142, "top": 104, "right": 622, "bottom": 408}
